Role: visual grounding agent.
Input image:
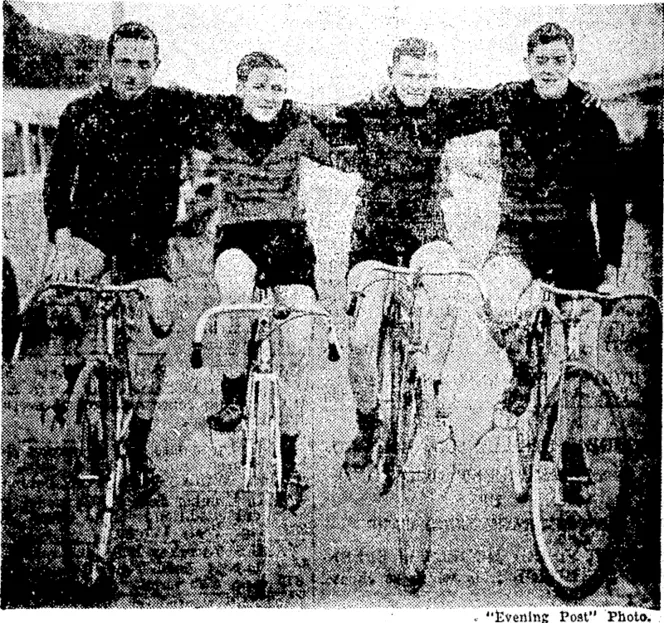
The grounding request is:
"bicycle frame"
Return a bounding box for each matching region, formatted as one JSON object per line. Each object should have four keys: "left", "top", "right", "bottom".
{"left": 532, "top": 281, "right": 660, "bottom": 500}
{"left": 355, "top": 262, "right": 489, "bottom": 419}
{"left": 45, "top": 281, "right": 146, "bottom": 444}
{"left": 244, "top": 290, "right": 282, "bottom": 492}
{"left": 191, "top": 293, "right": 340, "bottom": 493}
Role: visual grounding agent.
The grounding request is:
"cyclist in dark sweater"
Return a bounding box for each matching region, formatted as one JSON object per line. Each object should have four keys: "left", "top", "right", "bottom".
{"left": 314, "top": 39, "right": 489, "bottom": 470}
{"left": 456, "top": 23, "right": 624, "bottom": 417}
{"left": 42, "top": 22, "right": 213, "bottom": 492}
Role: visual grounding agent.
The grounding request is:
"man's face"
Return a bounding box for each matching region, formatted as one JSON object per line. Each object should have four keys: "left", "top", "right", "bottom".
{"left": 526, "top": 40, "right": 576, "bottom": 99}
{"left": 237, "top": 67, "right": 287, "bottom": 122}
{"left": 110, "top": 38, "right": 159, "bottom": 100}
{"left": 389, "top": 55, "right": 438, "bottom": 108}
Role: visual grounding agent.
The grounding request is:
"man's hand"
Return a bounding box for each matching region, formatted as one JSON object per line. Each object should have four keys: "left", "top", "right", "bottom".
{"left": 578, "top": 81, "right": 602, "bottom": 109}
{"left": 50, "top": 228, "right": 78, "bottom": 281}
{"left": 597, "top": 264, "right": 618, "bottom": 294}
{"left": 49, "top": 228, "right": 105, "bottom": 282}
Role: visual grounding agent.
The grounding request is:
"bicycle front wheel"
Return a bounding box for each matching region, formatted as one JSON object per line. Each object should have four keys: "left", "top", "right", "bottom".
{"left": 64, "top": 359, "right": 121, "bottom": 590}
{"left": 531, "top": 365, "right": 624, "bottom": 599}
{"left": 393, "top": 355, "right": 436, "bottom": 593}
{"left": 244, "top": 376, "right": 278, "bottom": 594}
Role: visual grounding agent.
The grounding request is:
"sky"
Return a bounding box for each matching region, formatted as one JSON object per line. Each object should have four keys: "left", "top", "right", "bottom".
{"left": 9, "top": 1, "right": 664, "bottom": 103}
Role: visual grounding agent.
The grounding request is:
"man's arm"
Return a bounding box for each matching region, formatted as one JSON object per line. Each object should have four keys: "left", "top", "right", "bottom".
{"left": 590, "top": 111, "right": 625, "bottom": 291}
{"left": 439, "top": 85, "right": 507, "bottom": 140}
{"left": 43, "top": 103, "right": 79, "bottom": 244}
{"left": 173, "top": 87, "right": 234, "bottom": 152}
{"left": 303, "top": 120, "right": 334, "bottom": 168}
{"left": 305, "top": 101, "right": 365, "bottom": 171}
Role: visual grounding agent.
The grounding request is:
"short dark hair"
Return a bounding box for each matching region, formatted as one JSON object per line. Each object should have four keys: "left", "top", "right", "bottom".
{"left": 107, "top": 22, "right": 159, "bottom": 60}
{"left": 392, "top": 38, "right": 438, "bottom": 66}
{"left": 236, "top": 52, "right": 286, "bottom": 83}
{"left": 527, "top": 23, "right": 575, "bottom": 55}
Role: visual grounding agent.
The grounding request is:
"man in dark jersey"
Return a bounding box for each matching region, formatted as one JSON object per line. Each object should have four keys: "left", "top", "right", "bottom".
{"left": 43, "top": 22, "right": 211, "bottom": 491}
{"left": 314, "top": 38, "right": 476, "bottom": 471}
{"left": 457, "top": 23, "right": 624, "bottom": 418}
{"left": 190, "top": 52, "right": 332, "bottom": 512}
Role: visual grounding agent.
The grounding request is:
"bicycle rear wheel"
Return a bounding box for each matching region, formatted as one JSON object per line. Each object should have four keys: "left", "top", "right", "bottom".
{"left": 64, "top": 359, "right": 121, "bottom": 590}
{"left": 531, "top": 365, "right": 624, "bottom": 599}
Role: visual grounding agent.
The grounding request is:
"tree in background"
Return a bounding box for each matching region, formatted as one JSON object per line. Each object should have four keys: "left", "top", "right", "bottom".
{"left": 3, "top": 1, "right": 107, "bottom": 88}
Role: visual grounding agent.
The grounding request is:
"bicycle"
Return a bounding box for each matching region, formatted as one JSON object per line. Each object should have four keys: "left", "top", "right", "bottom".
{"left": 25, "top": 279, "right": 161, "bottom": 589}
{"left": 190, "top": 287, "right": 340, "bottom": 593}
{"left": 506, "top": 280, "right": 661, "bottom": 599}
{"left": 347, "top": 260, "right": 489, "bottom": 592}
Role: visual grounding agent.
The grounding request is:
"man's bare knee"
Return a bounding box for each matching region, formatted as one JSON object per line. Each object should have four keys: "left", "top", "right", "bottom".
{"left": 411, "top": 241, "right": 459, "bottom": 273}
{"left": 482, "top": 255, "right": 531, "bottom": 325}
{"left": 275, "top": 285, "right": 315, "bottom": 364}
{"left": 214, "top": 249, "right": 256, "bottom": 303}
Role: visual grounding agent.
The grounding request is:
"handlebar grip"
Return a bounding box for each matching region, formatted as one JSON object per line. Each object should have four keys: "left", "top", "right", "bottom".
{"left": 327, "top": 325, "right": 341, "bottom": 362}
{"left": 328, "top": 341, "right": 340, "bottom": 363}
{"left": 190, "top": 341, "right": 204, "bottom": 369}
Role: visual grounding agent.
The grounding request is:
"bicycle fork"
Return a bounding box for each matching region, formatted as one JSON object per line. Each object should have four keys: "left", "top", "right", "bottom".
{"left": 552, "top": 303, "right": 592, "bottom": 504}
{"left": 242, "top": 318, "right": 282, "bottom": 493}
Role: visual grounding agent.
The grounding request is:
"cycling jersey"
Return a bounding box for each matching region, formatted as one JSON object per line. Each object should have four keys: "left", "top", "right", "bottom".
{"left": 462, "top": 80, "right": 625, "bottom": 276}
{"left": 205, "top": 96, "right": 331, "bottom": 225}
{"left": 43, "top": 84, "right": 213, "bottom": 280}
{"left": 314, "top": 86, "right": 484, "bottom": 269}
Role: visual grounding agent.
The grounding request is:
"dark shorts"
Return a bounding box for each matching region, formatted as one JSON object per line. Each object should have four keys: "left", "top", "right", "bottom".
{"left": 110, "top": 240, "right": 172, "bottom": 283}
{"left": 486, "top": 216, "right": 604, "bottom": 291}
{"left": 214, "top": 220, "right": 317, "bottom": 291}
{"left": 88, "top": 236, "right": 172, "bottom": 284}
{"left": 348, "top": 200, "right": 452, "bottom": 271}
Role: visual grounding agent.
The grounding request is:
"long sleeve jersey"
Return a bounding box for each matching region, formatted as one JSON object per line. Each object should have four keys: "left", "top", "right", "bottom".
{"left": 445, "top": 80, "right": 626, "bottom": 268}
{"left": 43, "top": 84, "right": 214, "bottom": 256}
{"left": 312, "top": 86, "right": 487, "bottom": 227}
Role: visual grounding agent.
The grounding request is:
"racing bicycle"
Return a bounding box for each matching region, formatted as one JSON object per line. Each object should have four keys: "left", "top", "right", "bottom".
{"left": 190, "top": 287, "right": 340, "bottom": 594}
{"left": 507, "top": 281, "right": 660, "bottom": 599}
{"left": 348, "top": 261, "right": 489, "bottom": 592}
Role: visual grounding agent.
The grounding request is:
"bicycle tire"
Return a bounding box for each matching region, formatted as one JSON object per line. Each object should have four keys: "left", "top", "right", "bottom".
{"left": 242, "top": 375, "right": 278, "bottom": 595}
{"left": 531, "top": 364, "right": 625, "bottom": 599}
{"left": 64, "top": 359, "right": 121, "bottom": 589}
{"left": 394, "top": 354, "right": 435, "bottom": 593}
{"left": 376, "top": 323, "right": 401, "bottom": 492}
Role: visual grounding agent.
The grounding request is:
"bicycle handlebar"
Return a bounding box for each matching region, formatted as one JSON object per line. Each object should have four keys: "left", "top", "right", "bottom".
{"left": 42, "top": 280, "right": 147, "bottom": 299}
{"left": 37, "top": 280, "right": 175, "bottom": 339}
{"left": 536, "top": 280, "right": 660, "bottom": 305}
{"left": 535, "top": 280, "right": 661, "bottom": 326}
{"left": 355, "top": 261, "right": 490, "bottom": 311}
{"left": 190, "top": 301, "right": 341, "bottom": 368}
